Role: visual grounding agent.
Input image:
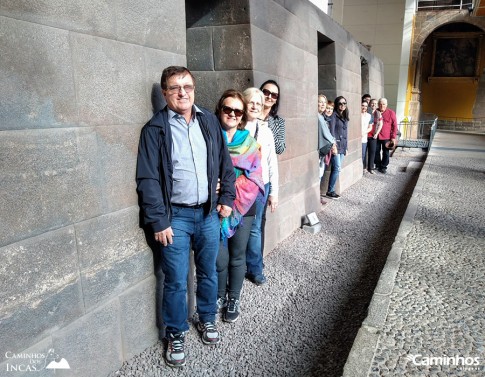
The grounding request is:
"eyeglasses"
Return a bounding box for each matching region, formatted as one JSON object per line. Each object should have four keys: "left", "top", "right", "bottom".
{"left": 326, "top": 107, "right": 334, "bottom": 110}
{"left": 222, "top": 105, "right": 244, "bottom": 117}
{"left": 166, "top": 85, "right": 195, "bottom": 93}
{"left": 262, "top": 88, "right": 279, "bottom": 100}
{"left": 248, "top": 101, "right": 262, "bottom": 108}
{"left": 338, "top": 102, "right": 347, "bottom": 106}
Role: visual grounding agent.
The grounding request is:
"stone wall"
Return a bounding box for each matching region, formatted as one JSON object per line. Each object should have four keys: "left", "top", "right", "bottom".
{"left": 0, "top": 0, "right": 384, "bottom": 375}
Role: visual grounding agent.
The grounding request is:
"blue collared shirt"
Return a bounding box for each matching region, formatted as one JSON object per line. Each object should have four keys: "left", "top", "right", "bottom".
{"left": 168, "top": 106, "right": 208, "bottom": 205}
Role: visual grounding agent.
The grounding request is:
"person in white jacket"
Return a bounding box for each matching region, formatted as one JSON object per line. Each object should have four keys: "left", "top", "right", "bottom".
{"left": 242, "top": 87, "right": 279, "bottom": 285}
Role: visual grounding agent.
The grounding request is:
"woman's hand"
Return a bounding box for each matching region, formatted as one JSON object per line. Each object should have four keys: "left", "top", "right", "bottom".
{"left": 268, "top": 195, "right": 278, "bottom": 212}
{"left": 331, "top": 144, "right": 338, "bottom": 155}
{"left": 217, "top": 204, "right": 232, "bottom": 218}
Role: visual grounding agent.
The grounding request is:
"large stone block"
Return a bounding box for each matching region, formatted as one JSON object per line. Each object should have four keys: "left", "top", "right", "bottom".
{"left": 213, "top": 24, "right": 252, "bottom": 71}
{"left": 185, "top": 0, "right": 250, "bottom": 28}
{"left": 51, "top": 300, "right": 122, "bottom": 377}
{"left": 251, "top": 27, "right": 306, "bottom": 80}
{"left": 0, "top": 1, "right": 115, "bottom": 40}
{"left": 0, "top": 0, "right": 186, "bottom": 53}
{"left": 95, "top": 125, "right": 141, "bottom": 213}
{"left": 75, "top": 208, "right": 153, "bottom": 310}
{"left": 0, "top": 128, "right": 102, "bottom": 247}
{"left": 250, "top": 0, "right": 311, "bottom": 53}
{"left": 334, "top": 47, "right": 361, "bottom": 72}
{"left": 70, "top": 33, "right": 150, "bottom": 126}
{"left": 119, "top": 276, "right": 158, "bottom": 360}
{"left": 114, "top": 0, "right": 185, "bottom": 53}
{"left": 0, "top": 16, "right": 78, "bottom": 130}
{"left": 187, "top": 27, "right": 214, "bottom": 71}
{"left": 191, "top": 70, "right": 253, "bottom": 110}
{"left": 0, "top": 228, "right": 83, "bottom": 363}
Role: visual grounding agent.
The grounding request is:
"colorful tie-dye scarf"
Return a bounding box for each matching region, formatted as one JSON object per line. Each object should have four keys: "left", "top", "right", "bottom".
{"left": 221, "top": 129, "right": 264, "bottom": 240}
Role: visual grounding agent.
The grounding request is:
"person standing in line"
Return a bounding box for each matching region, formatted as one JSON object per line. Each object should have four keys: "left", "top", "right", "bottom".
{"left": 367, "top": 99, "right": 383, "bottom": 174}
{"left": 362, "top": 93, "right": 372, "bottom": 114}
{"left": 326, "top": 96, "right": 349, "bottom": 200}
{"left": 260, "top": 80, "right": 286, "bottom": 155}
{"left": 136, "top": 66, "right": 236, "bottom": 368}
{"left": 318, "top": 94, "right": 336, "bottom": 197}
{"left": 215, "top": 89, "right": 264, "bottom": 323}
{"left": 361, "top": 101, "right": 373, "bottom": 173}
{"left": 374, "top": 97, "right": 398, "bottom": 174}
{"left": 259, "top": 80, "right": 285, "bottom": 257}
{"left": 243, "top": 87, "right": 279, "bottom": 286}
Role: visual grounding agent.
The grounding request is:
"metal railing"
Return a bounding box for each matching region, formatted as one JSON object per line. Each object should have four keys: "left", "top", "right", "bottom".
{"left": 397, "top": 117, "right": 438, "bottom": 150}
{"left": 417, "top": 0, "right": 473, "bottom": 11}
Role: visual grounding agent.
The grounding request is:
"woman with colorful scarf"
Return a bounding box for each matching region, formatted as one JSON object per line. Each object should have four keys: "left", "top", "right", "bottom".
{"left": 215, "top": 89, "right": 264, "bottom": 323}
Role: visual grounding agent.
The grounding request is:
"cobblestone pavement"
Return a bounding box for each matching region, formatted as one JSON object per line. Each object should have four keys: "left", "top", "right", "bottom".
{"left": 109, "top": 148, "right": 425, "bottom": 377}
{"left": 345, "top": 131, "right": 485, "bottom": 377}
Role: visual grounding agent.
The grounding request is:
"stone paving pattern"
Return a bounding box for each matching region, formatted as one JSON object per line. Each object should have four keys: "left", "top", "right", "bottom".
{"left": 345, "top": 131, "right": 485, "bottom": 376}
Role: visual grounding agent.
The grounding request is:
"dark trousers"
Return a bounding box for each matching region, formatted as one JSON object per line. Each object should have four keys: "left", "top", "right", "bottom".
{"left": 217, "top": 216, "right": 254, "bottom": 300}
{"left": 367, "top": 138, "right": 377, "bottom": 171}
{"left": 375, "top": 139, "right": 390, "bottom": 171}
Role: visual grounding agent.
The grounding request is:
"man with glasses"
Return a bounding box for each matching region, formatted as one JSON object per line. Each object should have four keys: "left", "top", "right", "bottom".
{"left": 136, "top": 66, "right": 236, "bottom": 367}
{"left": 375, "top": 98, "right": 398, "bottom": 174}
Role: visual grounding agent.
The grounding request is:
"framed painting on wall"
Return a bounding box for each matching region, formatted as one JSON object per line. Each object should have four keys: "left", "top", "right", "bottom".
{"left": 431, "top": 32, "right": 481, "bottom": 78}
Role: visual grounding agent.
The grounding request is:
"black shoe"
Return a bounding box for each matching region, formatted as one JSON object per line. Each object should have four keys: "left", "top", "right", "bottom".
{"left": 224, "top": 298, "right": 240, "bottom": 323}
{"left": 246, "top": 273, "right": 267, "bottom": 286}
{"left": 379, "top": 168, "right": 387, "bottom": 174}
{"left": 326, "top": 191, "right": 340, "bottom": 199}
{"left": 165, "top": 333, "right": 186, "bottom": 367}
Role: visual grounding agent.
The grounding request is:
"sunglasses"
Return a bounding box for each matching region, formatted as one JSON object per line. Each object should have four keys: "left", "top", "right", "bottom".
{"left": 262, "top": 88, "right": 279, "bottom": 100}
{"left": 338, "top": 102, "right": 347, "bottom": 106}
{"left": 222, "top": 105, "right": 244, "bottom": 117}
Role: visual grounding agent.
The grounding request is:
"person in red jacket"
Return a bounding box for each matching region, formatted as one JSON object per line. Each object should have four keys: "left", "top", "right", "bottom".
{"left": 375, "top": 98, "right": 398, "bottom": 174}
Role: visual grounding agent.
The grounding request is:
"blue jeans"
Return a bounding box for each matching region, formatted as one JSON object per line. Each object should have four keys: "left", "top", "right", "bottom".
{"left": 362, "top": 142, "right": 367, "bottom": 169}
{"left": 246, "top": 183, "right": 270, "bottom": 277}
{"left": 160, "top": 206, "right": 219, "bottom": 336}
{"left": 328, "top": 153, "right": 344, "bottom": 193}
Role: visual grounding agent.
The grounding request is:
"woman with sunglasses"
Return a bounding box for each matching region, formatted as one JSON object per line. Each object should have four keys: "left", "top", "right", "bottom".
{"left": 259, "top": 80, "right": 285, "bottom": 258}
{"left": 326, "top": 96, "right": 349, "bottom": 199}
{"left": 215, "top": 89, "right": 264, "bottom": 323}
{"left": 260, "top": 80, "right": 286, "bottom": 155}
{"left": 243, "top": 87, "right": 279, "bottom": 286}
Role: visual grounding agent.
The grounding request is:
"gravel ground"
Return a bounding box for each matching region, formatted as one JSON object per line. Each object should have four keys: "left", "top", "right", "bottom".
{"left": 367, "top": 134, "right": 485, "bottom": 377}
{"left": 108, "top": 149, "right": 423, "bottom": 377}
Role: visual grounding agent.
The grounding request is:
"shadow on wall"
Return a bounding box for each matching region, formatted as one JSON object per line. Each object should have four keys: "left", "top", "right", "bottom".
{"left": 151, "top": 83, "right": 166, "bottom": 114}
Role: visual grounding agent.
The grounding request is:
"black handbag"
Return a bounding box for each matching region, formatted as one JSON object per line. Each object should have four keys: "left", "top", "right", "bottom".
{"left": 319, "top": 138, "right": 333, "bottom": 157}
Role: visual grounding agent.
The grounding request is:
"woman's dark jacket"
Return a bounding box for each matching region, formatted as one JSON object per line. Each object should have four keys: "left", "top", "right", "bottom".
{"left": 136, "top": 105, "right": 236, "bottom": 233}
{"left": 329, "top": 112, "right": 348, "bottom": 155}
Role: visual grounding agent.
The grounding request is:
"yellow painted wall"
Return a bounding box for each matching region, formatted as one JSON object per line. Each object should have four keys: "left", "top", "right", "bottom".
{"left": 421, "top": 80, "right": 477, "bottom": 119}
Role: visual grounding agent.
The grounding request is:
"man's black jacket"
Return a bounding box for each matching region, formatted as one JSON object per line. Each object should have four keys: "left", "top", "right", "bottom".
{"left": 136, "top": 105, "right": 236, "bottom": 233}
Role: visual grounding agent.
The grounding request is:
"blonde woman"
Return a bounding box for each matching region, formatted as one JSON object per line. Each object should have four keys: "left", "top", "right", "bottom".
{"left": 243, "top": 87, "right": 279, "bottom": 285}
